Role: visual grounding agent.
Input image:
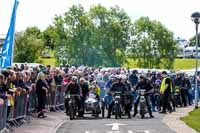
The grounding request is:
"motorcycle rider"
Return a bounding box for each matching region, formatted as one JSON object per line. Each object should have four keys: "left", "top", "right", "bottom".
{"left": 121, "top": 75, "right": 132, "bottom": 118}
{"left": 154, "top": 73, "right": 162, "bottom": 111}
{"left": 132, "top": 75, "right": 154, "bottom": 118}
{"left": 65, "top": 76, "right": 81, "bottom": 116}
{"left": 106, "top": 75, "right": 130, "bottom": 118}
{"left": 79, "top": 77, "right": 89, "bottom": 117}
{"left": 146, "top": 72, "right": 156, "bottom": 112}
{"left": 182, "top": 73, "right": 191, "bottom": 107}
{"left": 91, "top": 81, "right": 101, "bottom": 97}
{"left": 184, "top": 74, "right": 192, "bottom": 105}
{"left": 86, "top": 85, "right": 101, "bottom": 116}
{"left": 173, "top": 72, "right": 184, "bottom": 107}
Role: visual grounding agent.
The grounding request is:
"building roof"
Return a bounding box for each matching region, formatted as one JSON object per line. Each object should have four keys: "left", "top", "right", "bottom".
{"left": 0, "top": 34, "right": 6, "bottom": 39}
{"left": 0, "top": 34, "right": 5, "bottom": 46}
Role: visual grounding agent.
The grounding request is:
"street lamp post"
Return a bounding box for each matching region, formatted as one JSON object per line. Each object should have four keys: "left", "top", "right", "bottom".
{"left": 191, "top": 12, "right": 200, "bottom": 109}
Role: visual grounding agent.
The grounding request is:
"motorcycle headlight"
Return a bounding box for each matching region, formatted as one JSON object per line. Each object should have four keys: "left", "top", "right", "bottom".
{"left": 141, "top": 92, "right": 145, "bottom": 95}
{"left": 69, "top": 100, "right": 72, "bottom": 103}
{"left": 115, "top": 95, "right": 120, "bottom": 99}
{"left": 65, "top": 95, "right": 70, "bottom": 99}
{"left": 140, "top": 96, "right": 145, "bottom": 100}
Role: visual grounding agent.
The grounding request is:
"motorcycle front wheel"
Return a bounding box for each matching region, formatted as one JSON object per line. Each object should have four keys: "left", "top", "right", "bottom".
{"left": 115, "top": 103, "right": 120, "bottom": 119}
{"left": 69, "top": 105, "right": 74, "bottom": 120}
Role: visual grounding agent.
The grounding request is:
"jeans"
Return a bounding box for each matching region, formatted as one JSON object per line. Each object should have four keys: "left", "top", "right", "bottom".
{"left": 150, "top": 94, "right": 156, "bottom": 111}
{"left": 188, "top": 89, "right": 194, "bottom": 105}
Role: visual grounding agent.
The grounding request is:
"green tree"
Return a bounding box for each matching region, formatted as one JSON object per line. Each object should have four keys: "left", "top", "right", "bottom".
{"left": 42, "top": 26, "right": 58, "bottom": 50}
{"left": 52, "top": 4, "right": 104, "bottom": 66}
{"left": 14, "top": 27, "right": 44, "bottom": 63}
{"left": 89, "top": 5, "right": 132, "bottom": 66}
{"left": 131, "top": 17, "right": 176, "bottom": 69}
{"left": 63, "top": 5, "right": 95, "bottom": 66}
{"left": 189, "top": 33, "right": 200, "bottom": 46}
{"left": 44, "top": 5, "right": 176, "bottom": 68}
{"left": 25, "top": 26, "right": 42, "bottom": 38}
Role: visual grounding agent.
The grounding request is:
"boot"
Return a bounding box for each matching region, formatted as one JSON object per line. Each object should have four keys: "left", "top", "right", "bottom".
{"left": 132, "top": 112, "right": 137, "bottom": 117}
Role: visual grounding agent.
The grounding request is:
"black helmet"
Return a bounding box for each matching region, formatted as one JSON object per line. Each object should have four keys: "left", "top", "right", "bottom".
{"left": 139, "top": 74, "right": 146, "bottom": 80}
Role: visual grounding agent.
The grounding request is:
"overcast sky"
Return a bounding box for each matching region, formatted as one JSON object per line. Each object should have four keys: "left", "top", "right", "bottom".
{"left": 0, "top": 0, "right": 200, "bottom": 40}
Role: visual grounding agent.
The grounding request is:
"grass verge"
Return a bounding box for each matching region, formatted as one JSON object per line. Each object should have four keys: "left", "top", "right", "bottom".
{"left": 38, "top": 57, "right": 200, "bottom": 69}
{"left": 125, "top": 58, "right": 200, "bottom": 70}
{"left": 181, "top": 108, "right": 200, "bottom": 132}
{"left": 39, "top": 57, "right": 57, "bottom": 67}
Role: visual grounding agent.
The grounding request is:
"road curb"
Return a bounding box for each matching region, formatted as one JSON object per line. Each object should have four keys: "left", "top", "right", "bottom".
{"left": 162, "top": 106, "right": 197, "bottom": 133}
{"left": 51, "top": 119, "right": 67, "bottom": 133}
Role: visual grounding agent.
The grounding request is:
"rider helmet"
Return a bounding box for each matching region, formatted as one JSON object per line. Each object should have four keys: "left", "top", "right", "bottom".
{"left": 121, "top": 75, "right": 127, "bottom": 80}
{"left": 139, "top": 74, "right": 146, "bottom": 80}
{"left": 115, "top": 75, "right": 122, "bottom": 80}
{"left": 109, "top": 74, "right": 115, "bottom": 80}
{"left": 71, "top": 76, "right": 78, "bottom": 82}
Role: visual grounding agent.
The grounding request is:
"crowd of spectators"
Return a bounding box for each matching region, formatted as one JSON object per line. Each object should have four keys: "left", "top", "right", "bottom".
{"left": 0, "top": 63, "right": 198, "bottom": 131}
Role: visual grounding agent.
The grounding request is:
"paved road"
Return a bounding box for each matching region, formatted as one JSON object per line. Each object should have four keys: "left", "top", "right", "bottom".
{"left": 56, "top": 113, "right": 176, "bottom": 133}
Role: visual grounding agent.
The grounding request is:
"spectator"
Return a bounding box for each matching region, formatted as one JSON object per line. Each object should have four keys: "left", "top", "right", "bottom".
{"left": 36, "top": 72, "right": 48, "bottom": 118}
{"left": 128, "top": 70, "right": 138, "bottom": 87}
{"left": 0, "top": 74, "right": 7, "bottom": 99}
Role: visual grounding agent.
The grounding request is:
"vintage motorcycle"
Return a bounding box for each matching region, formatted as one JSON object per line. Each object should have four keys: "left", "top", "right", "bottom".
{"left": 113, "top": 91, "right": 123, "bottom": 119}
{"left": 84, "top": 93, "right": 101, "bottom": 117}
{"left": 65, "top": 94, "right": 80, "bottom": 120}
{"left": 139, "top": 89, "right": 147, "bottom": 119}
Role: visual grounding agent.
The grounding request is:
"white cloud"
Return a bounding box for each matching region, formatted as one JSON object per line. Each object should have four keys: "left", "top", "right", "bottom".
{"left": 0, "top": 0, "right": 200, "bottom": 40}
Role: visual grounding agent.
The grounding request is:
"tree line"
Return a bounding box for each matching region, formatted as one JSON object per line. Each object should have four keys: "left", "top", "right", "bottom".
{"left": 14, "top": 4, "right": 178, "bottom": 69}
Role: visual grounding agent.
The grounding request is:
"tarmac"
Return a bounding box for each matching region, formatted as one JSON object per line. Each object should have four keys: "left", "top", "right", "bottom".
{"left": 13, "top": 106, "right": 198, "bottom": 133}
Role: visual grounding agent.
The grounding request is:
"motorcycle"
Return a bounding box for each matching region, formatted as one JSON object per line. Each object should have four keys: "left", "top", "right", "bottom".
{"left": 84, "top": 93, "right": 101, "bottom": 117}
{"left": 113, "top": 92, "right": 123, "bottom": 119}
{"left": 174, "top": 86, "right": 183, "bottom": 107}
{"left": 139, "top": 89, "right": 147, "bottom": 119}
{"left": 65, "top": 94, "right": 80, "bottom": 120}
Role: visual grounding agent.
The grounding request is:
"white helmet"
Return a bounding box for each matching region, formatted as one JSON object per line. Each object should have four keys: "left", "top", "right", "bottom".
{"left": 114, "top": 75, "right": 121, "bottom": 80}
{"left": 71, "top": 76, "right": 78, "bottom": 82}
{"left": 121, "top": 75, "right": 127, "bottom": 80}
{"left": 109, "top": 74, "right": 115, "bottom": 80}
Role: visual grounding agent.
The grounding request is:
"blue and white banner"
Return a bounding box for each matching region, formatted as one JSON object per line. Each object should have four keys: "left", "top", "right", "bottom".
{"left": 1, "top": 0, "right": 19, "bottom": 68}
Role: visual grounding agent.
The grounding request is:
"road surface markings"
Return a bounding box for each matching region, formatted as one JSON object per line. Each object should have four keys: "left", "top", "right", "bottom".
{"left": 105, "top": 123, "right": 127, "bottom": 131}
{"left": 106, "top": 131, "right": 121, "bottom": 133}
{"left": 128, "top": 130, "right": 150, "bottom": 133}
{"left": 128, "top": 130, "right": 133, "bottom": 133}
{"left": 85, "top": 131, "right": 96, "bottom": 133}
{"left": 85, "top": 130, "right": 151, "bottom": 133}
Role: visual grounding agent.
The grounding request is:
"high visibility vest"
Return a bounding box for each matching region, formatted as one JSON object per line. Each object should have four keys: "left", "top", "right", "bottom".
{"left": 160, "top": 77, "right": 173, "bottom": 94}
{"left": 95, "top": 86, "right": 101, "bottom": 96}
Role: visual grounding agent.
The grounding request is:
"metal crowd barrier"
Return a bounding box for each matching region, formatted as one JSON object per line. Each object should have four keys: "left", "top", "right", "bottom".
{"left": 0, "top": 83, "right": 67, "bottom": 133}
{"left": 0, "top": 98, "right": 8, "bottom": 133}
{"left": 28, "top": 84, "right": 38, "bottom": 117}
{"left": 46, "top": 85, "right": 65, "bottom": 111}
{"left": 55, "top": 85, "right": 65, "bottom": 110}
{"left": 6, "top": 89, "right": 29, "bottom": 129}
